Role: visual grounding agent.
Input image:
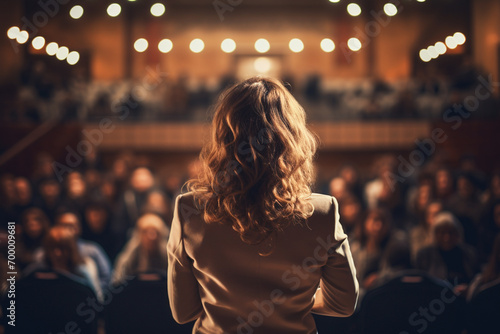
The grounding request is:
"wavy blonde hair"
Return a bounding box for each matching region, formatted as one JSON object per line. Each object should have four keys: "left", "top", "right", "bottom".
{"left": 187, "top": 77, "right": 318, "bottom": 245}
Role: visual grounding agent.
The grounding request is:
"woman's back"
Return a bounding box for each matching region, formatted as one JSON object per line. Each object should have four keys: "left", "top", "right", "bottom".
{"left": 168, "top": 192, "right": 358, "bottom": 334}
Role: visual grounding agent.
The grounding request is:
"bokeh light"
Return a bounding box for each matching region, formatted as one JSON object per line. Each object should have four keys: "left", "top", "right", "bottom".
{"left": 16, "top": 31, "right": 29, "bottom": 44}
{"left": 56, "top": 46, "right": 69, "bottom": 60}
{"left": 383, "top": 3, "right": 398, "bottom": 16}
{"left": 151, "top": 3, "right": 166, "bottom": 17}
{"left": 134, "top": 38, "right": 149, "bottom": 52}
{"left": 107, "top": 3, "right": 121, "bottom": 17}
{"left": 7, "top": 26, "right": 20, "bottom": 39}
{"left": 221, "top": 38, "right": 236, "bottom": 53}
{"left": 320, "top": 38, "right": 335, "bottom": 52}
{"left": 32, "top": 36, "right": 45, "bottom": 50}
{"left": 67, "top": 51, "right": 80, "bottom": 65}
{"left": 289, "top": 38, "right": 304, "bottom": 53}
{"left": 255, "top": 38, "right": 270, "bottom": 53}
{"left": 347, "top": 3, "right": 362, "bottom": 17}
{"left": 158, "top": 39, "right": 173, "bottom": 53}
{"left": 46, "top": 42, "right": 58, "bottom": 56}
{"left": 254, "top": 57, "right": 272, "bottom": 73}
{"left": 347, "top": 37, "right": 362, "bottom": 51}
{"left": 190, "top": 39, "right": 205, "bottom": 53}
{"left": 70, "top": 5, "right": 84, "bottom": 19}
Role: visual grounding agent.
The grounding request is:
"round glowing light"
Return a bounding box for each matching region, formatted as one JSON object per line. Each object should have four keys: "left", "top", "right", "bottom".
{"left": 67, "top": 51, "right": 80, "bottom": 65}
{"left": 134, "top": 38, "right": 148, "bottom": 52}
{"left": 7, "top": 26, "right": 20, "bottom": 39}
{"left": 16, "top": 30, "right": 29, "bottom": 44}
{"left": 254, "top": 57, "right": 272, "bottom": 73}
{"left": 435, "top": 41, "right": 447, "bottom": 55}
{"left": 150, "top": 3, "right": 165, "bottom": 17}
{"left": 383, "top": 3, "right": 398, "bottom": 16}
{"left": 329, "top": 0, "right": 340, "bottom": 3}
{"left": 46, "top": 42, "right": 58, "bottom": 56}
{"left": 320, "top": 38, "right": 335, "bottom": 52}
{"left": 221, "top": 38, "right": 236, "bottom": 53}
{"left": 417, "top": 0, "right": 426, "bottom": 2}
{"left": 453, "top": 32, "right": 466, "bottom": 45}
{"left": 289, "top": 38, "right": 304, "bottom": 53}
{"left": 419, "top": 49, "right": 431, "bottom": 62}
{"left": 189, "top": 38, "right": 205, "bottom": 53}
{"left": 427, "top": 46, "right": 439, "bottom": 59}
{"left": 56, "top": 46, "right": 69, "bottom": 60}
{"left": 69, "top": 5, "right": 84, "bottom": 19}
{"left": 445, "top": 35, "right": 458, "bottom": 49}
{"left": 158, "top": 39, "right": 173, "bottom": 53}
{"left": 347, "top": 3, "right": 362, "bottom": 17}
{"left": 347, "top": 37, "right": 362, "bottom": 51}
{"left": 107, "top": 3, "right": 121, "bottom": 17}
{"left": 32, "top": 36, "right": 45, "bottom": 50}
{"left": 255, "top": 38, "right": 270, "bottom": 53}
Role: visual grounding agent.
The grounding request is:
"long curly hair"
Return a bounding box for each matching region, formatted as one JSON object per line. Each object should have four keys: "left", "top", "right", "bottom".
{"left": 187, "top": 76, "right": 318, "bottom": 245}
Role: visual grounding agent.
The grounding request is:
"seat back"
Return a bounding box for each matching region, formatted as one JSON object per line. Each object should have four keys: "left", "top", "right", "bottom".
{"left": 104, "top": 271, "right": 194, "bottom": 334}
{"left": 466, "top": 281, "right": 500, "bottom": 334}
{"left": 358, "top": 273, "right": 465, "bottom": 334}
{"left": 2, "top": 270, "right": 98, "bottom": 334}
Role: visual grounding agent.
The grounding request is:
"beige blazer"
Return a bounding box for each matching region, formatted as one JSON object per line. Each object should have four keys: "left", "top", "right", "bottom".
{"left": 167, "top": 192, "right": 359, "bottom": 334}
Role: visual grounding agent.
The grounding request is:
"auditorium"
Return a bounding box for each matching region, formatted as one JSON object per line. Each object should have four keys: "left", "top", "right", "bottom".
{"left": 0, "top": 0, "right": 499, "bottom": 333}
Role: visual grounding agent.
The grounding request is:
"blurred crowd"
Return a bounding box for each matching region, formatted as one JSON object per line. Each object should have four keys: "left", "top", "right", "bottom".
{"left": 0, "top": 148, "right": 499, "bottom": 332}
{"left": 3, "top": 60, "right": 499, "bottom": 123}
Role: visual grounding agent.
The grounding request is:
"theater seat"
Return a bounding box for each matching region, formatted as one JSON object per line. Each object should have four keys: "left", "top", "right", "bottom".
{"left": 357, "top": 271, "right": 465, "bottom": 334}
{"left": 2, "top": 270, "right": 98, "bottom": 334}
{"left": 466, "top": 281, "right": 500, "bottom": 334}
{"left": 104, "top": 271, "right": 194, "bottom": 334}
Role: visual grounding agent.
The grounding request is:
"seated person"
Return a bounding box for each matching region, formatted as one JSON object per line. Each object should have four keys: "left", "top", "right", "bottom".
{"left": 24, "top": 225, "right": 102, "bottom": 300}
{"left": 112, "top": 213, "right": 169, "bottom": 284}
{"left": 416, "top": 212, "right": 478, "bottom": 294}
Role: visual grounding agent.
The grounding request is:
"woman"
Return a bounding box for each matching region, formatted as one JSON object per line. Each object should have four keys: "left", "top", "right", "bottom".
{"left": 113, "top": 213, "right": 169, "bottom": 284}
{"left": 24, "top": 225, "right": 102, "bottom": 300}
{"left": 167, "top": 77, "right": 358, "bottom": 334}
{"left": 350, "top": 208, "right": 406, "bottom": 290}
{"left": 17, "top": 207, "right": 50, "bottom": 269}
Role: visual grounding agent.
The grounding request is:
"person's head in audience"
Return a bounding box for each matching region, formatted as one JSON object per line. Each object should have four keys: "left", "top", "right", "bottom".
{"left": 339, "top": 194, "right": 363, "bottom": 235}
{"left": 55, "top": 211, "right": 82, "bottom": 238}
{"left": 65, "top": 171, "right": 86, "bottom": 200}
{"left": 415, "top": 182, "right": 434, "bottom": 217}
{"left": 456, "top": 172, "right": 477, "bottom": 200}
{"left": 142, "top": 191, "right": 169, "bottom": 220}
{"left": 329, "top": 177, "right": 348, "bottom": 202}
{"left": 34, "top": 152, "right": 55, "bottom": 179}
{"left": 339, "top": 164, "right": 360, "bottom": 189}
{"left": 435, "top": 168, "right": 454, "bottom": 199}
{"left": 112, "top": 157, "right": 129, "bottom": 182}
{"left": 38, "top": 177, "right": 61, "bottom": 205}
{"left": 130, "top": 167, "right": 154, "bottom": 193}
{"left": 482, "top": 234, "right": 500, "bottom": 283}
{"left": 0, "top": 174, "right": 16, "bottom": 207}
{"left": 359, "top": 208, "right": 391, "bottom": 247}
{"left": 43, "top": 225, "right": 83, "bottom": 273}
{"left": 21, "top": 208, "right": 50, "bottom": 243}
{"left": 424, "top": 200, "right": 443, "bottom": 229}
{"left": 14, "top": 177, "right": 32, "bottom": 206}
{"left": 137, "top": 213, "right": 169, "bottom": 255}
{"left": 432, "top": 212, "right": 463, "bottom": 251}
{"left": 84, "top": 202, "right": 110, "bottom": 235}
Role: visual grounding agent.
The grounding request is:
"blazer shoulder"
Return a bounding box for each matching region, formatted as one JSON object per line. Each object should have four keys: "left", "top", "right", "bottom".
{"left": 310, "top": 193, "right": 338, "bottom": 216}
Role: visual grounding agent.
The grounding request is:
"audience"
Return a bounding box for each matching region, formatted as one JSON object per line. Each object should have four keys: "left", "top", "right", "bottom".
{"left": 1, "top": 148, "right": 499, "bottom": 333}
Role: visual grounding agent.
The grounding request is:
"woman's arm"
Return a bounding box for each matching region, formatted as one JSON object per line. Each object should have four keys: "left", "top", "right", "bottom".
{"left": 167, "top": 194, "right": 203, "bottom": 324}
{"left": 312, "top": 196, "right": 359, "bottom": 317}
